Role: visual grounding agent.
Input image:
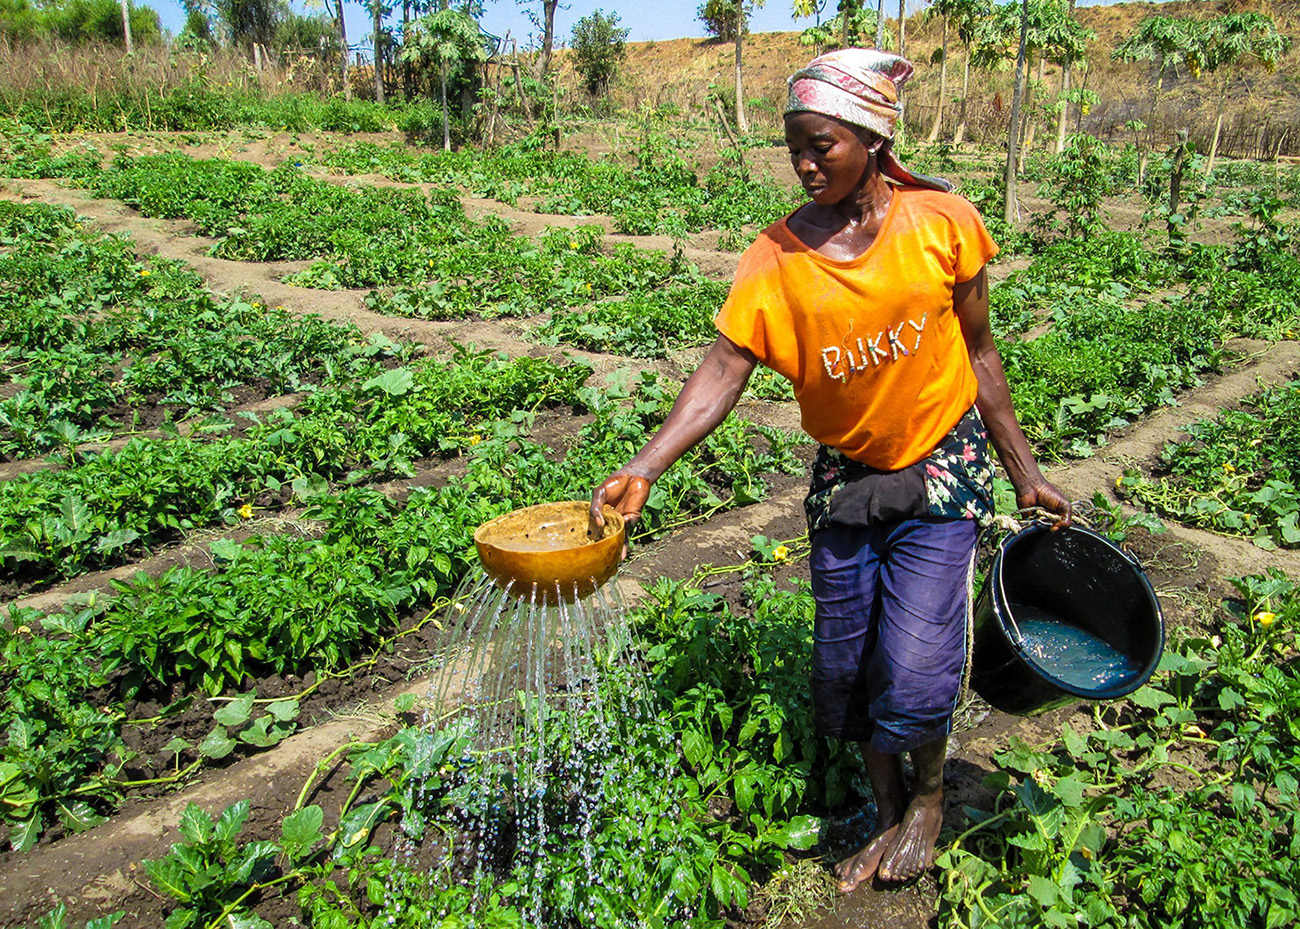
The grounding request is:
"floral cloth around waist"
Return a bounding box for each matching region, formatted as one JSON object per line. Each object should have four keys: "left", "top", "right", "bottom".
{"left": 804, "top": 405, "right": 995, "bottom": 534}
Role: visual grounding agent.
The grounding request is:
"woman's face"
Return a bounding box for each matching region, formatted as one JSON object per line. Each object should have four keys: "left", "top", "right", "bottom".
{"left": 784, "top": 112, "right": 882, "bottom": 206}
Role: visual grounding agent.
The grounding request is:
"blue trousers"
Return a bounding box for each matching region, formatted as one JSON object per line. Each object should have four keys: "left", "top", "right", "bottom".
{"left": 809, "top": 517, "right": 977, "bottom": 753}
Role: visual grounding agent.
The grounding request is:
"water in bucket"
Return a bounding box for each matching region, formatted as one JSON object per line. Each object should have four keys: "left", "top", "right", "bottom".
{"left": 1010, "top": 603, "right": 1143, "bottom": 690}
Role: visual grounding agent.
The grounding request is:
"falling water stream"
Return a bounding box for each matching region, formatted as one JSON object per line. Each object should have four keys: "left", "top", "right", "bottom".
{"left": 388, "top": 565, "right": 657, "bottom": 927}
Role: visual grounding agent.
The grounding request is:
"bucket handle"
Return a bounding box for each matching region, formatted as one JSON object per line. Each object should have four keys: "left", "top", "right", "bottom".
{"left": 983, "top": 506, "right": 1085, "bottom": 649}
{"left": 995, "top": 530, "right": 1027, "bottom": 650}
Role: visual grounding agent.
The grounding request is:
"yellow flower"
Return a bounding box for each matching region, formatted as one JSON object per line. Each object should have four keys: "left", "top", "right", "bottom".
{"left": 237, "top": 503, "right": 254, "bottom": 519}
{"left": 772, "top": 544, "right": 790, "bottom": 562}
{"left": 16, "top": 625, "right": 31, "bottom": 635}
{"left": 1222, "top": 463, "right": 1235, "bottom": 473}
{"left": 139, "top": 269, "right": 150, "bottom": 276}
{"left": 469, "top": 434, "right": 482, "bottom": 446}
{"left": 1184, "top": 724, "right": 1208, "bottom": 739}
{"left": 1255, "top": 611, "right": 1277, "bottom": 628}
{"left": 569, "top": 240, "right": 580, "bottom": 250}
{"left": 1115, "top": 476, "right": 1123, "bottom": 488}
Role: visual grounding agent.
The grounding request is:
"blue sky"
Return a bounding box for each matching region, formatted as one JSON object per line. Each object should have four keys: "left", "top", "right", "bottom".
{"left": 142, "top": 0, "right": 1134, "bottom": 55}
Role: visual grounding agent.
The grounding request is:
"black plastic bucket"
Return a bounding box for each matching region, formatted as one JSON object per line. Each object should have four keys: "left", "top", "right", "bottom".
{"left": 970, "top": 524, "right": 1164, "bottom": 715}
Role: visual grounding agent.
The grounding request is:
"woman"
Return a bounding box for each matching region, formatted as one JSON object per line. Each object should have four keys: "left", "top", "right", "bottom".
{"left": 590, "top": 49, "right": 1071, "bottom": 891}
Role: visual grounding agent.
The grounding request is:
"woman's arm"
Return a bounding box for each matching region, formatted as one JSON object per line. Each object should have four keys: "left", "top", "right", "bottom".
{"left": 591, "top": 333, "right": 758, "bottom": 532}
{"left": 954, "top": 266, "right": 1072, "bottom": 525}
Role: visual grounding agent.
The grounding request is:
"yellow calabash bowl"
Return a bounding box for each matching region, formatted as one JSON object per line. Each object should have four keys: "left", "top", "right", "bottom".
{"left": 473, "top": 501, "right": 625, "bottom": 603}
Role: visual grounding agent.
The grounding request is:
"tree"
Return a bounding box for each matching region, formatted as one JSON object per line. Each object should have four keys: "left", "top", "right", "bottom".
{"left": 571, "top": 10, "right": 628, "bottom": 96}
{"left": 1199, "top": 13, "right": 1288, "bottom": 174}
{"left": 699, "top": 0, "right": 741, "bottom": 41}
{"left": 214, "top": 0, "right": 287, "bottom": 53}
{"left": 700, "top": 0, "right": 765, "bottom": 133}
{"left": 1, "top": 0, "right": 162, "bottom": 46}
{"left": 364, "top": 0, "right": 394, "bottom": 102}
{"left": 1115, "top": 13, "right": 1288, "bottom": 173}
{"left": 401, "top": 7, "right": 486, "bottom": 150}
{"left": 1004, "top": 0, "right": 1028, "bottom": 223}
{"left": 1113, "top": 15, "right": 1205, "bottom": 96}
{"left": 798, "top": 0, "right": 890, "bottom": 53}
{"left": 118, "top": 0, "right": 131, "bottom": 52}
{"left": 944, "top": 0, "right": 990, "bottom": 143}
{"left": 517, "top": 0, "right": 559, "bottom": 78}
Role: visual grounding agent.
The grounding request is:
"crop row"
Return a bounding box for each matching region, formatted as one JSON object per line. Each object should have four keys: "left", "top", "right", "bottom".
{"left": 31, "top": 556, "right": 1294, "bottom": 928}
{"left": 0, "top": 341, "right": 591, "bottom": 581}
{"left": 1, "top": 201, "right": 366, "bottom": 458}
{"left": 1121, "top": 379, "right": 1300, "bottom": 549}
{"left": 0, "top": 138, "right": 718, "bottom": 315}
{"left": 311, "top": 129, "right": 802, "bottom": 237}
{"left": 0, "top": 367, "right": 806, "bottom": 854}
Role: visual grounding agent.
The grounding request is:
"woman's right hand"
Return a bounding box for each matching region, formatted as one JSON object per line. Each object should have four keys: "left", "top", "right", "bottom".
{"left": 590, "top": 472, "right": 652, "bottom": 558}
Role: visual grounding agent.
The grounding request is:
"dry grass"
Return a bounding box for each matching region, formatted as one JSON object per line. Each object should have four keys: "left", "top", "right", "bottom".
{"left": 585, "top": 0, "right": 1300, "bottom": 157}
{"left": 0, "top": 36, "right": 345, "bottom": 105}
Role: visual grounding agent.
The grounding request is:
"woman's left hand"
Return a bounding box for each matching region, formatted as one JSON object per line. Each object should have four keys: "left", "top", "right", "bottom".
{"left": 1015, "top": 480, "right": 1073, "bottom": 529}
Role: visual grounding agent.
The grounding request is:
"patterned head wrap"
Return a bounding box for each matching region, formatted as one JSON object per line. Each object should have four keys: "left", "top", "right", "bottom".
{"left": 786, "top": 48, "right": 952, "bottom": 193}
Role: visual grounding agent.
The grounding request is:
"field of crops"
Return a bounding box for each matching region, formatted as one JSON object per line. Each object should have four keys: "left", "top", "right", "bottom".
{"left": 2, "top": 116, "right": 1299, "bottom": 929}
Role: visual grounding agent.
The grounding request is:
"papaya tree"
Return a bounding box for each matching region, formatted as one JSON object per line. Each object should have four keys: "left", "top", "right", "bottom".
{"left": 1200, "top": 13, "right": 1289, "bottom": 174}
{"left": 401, "top": 6, "right": 486, "bottom": 150}
{"left": 797, "top": 0, "right": 889, "bottom": 53}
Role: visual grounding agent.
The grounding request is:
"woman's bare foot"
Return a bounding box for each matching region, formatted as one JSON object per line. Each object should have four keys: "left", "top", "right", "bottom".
{"left": 877, "top": 787, "right": 944, "bottom": 882}
{"left": 834, "top": 818, "right": 901, "bottom": 893}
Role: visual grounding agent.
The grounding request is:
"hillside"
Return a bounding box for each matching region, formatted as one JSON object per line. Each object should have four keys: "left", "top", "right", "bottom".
{"left": 595, "top": 0, "right": 1300, "bottom": 157}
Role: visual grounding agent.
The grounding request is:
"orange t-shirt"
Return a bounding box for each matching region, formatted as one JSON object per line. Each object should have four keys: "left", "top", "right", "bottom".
{"left": 715, "top": 187, "right": 999, "bottom": 471}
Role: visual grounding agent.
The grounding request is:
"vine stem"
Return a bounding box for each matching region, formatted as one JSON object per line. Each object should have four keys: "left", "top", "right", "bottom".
{"left": 294, "top": 741, "right": 370, "bottom": 812}
{"left": 202, "top": 871, "right": 300, "bottom": 929}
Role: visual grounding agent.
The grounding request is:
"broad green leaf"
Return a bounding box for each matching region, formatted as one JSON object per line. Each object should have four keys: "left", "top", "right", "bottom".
{"left": 0, "top": 761, "right": 21, "bottom": 790}
{"left": 394, "top": 693, "right": 418, "bottom": 713}
{"left": 199, "top": 727, "right": 236, "bottom": 760}
{"left": 227, "top": 915, "right": 273, "bottom": 929}
{"left": 336, "top": 802, "right": 388, "bottom": 852}
{"left": 1128, "top": 685, "right": 1175, "bottom": 709}
{"left": 1061, "top": 723, "right": 1087, "bottom": 758}
{"left": 59, "top": 494, "right": 92, "bottom": 536}
{"left": 1027, "top": 874, "right": 1061, "bottom": 906}
{"left": 281, "top": 805, "right": 325, "bottom": 861}
{"left": 266, "top": 699, "right": 300, "bottom": 722}
{"left": 1054, "top": 774, "right": 1087, "bottom": 809}
{"left": 208, "top": 538, "right": 245, "bottom": 562}
{"left": 94, "top": 528, "right": 140, "bottom": 554}
{"left": 0, "top": 538, "right": 42, "bottom": 562}
{"left": 213, "top": 799, "right": 251, "bottom": 845}
{"left": 56, "top": 799, "right": 107, "bottom": 833}
{"left": 214, "top": 692, "right": 256, "bottom": 728}
{"left": 772, "top": 730, "right": 793, "bottom": 763}
{"left": 362, "top": 367, "right": 414, "bottom": 396}
{"left": 229, "top": 840, "right": 278, "bottom": 884}
{"left": 143, "top": 857, "right": 194, "bottom": 903}
{"left": 238, "top": 716, "right": 292, "bottom": 748}
{"left": 11, "top": 813, "right": 41, "bottom": 853}
{"left": 681, "top": 728, "right": 710, "bottom": 769}
{"left": 177, "top": 802, "right": 214, "bottom": 846}
{"left": 768, "top": 815, "right": 821, "bottom": 850}
{"left": 162, "top": 907, "right": 197, "bottom": 929}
